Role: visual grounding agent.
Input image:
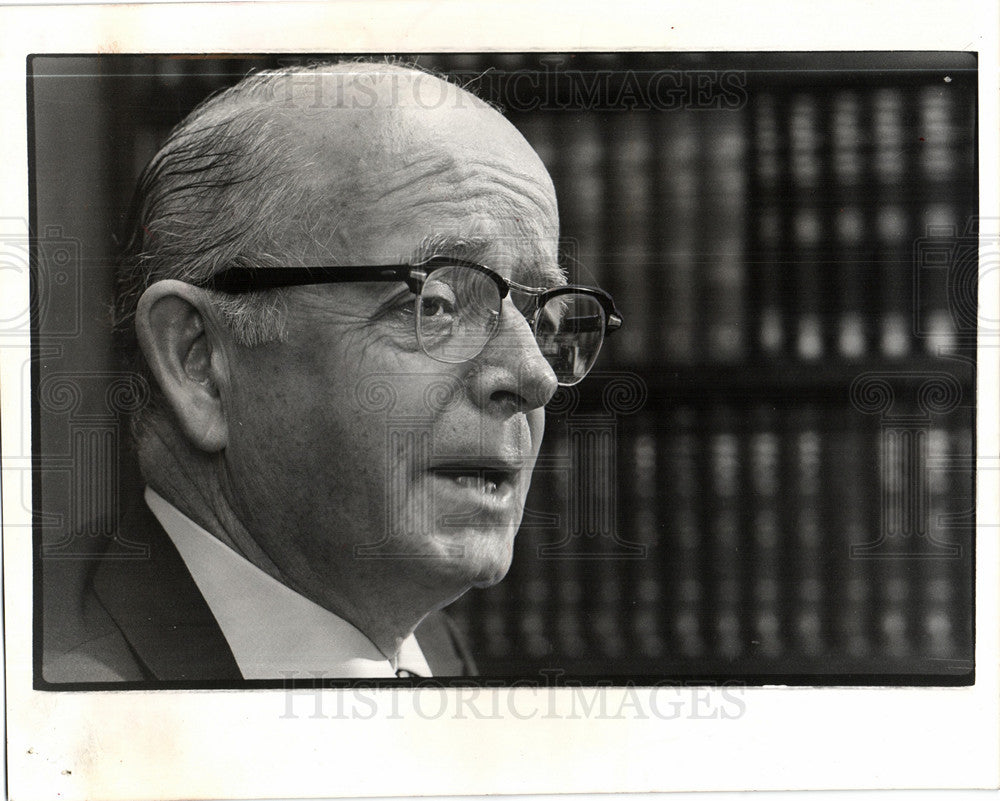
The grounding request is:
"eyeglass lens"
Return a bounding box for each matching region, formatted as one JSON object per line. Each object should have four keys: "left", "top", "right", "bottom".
{"left": 533, "top": 292, "right": 606, "bottom": 385}
{"left": 415, "top": 264, "right": 606, "bottom": 386}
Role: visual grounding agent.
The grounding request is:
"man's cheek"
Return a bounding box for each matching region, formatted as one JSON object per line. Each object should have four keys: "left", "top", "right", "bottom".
{"left": 527, "top": 408, "right": 546, "bottom": 453}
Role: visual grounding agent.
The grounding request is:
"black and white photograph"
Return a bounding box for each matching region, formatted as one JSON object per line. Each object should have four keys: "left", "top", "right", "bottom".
{"left": 30, "top": 51, "right": 977, "bottom": 687}
{"left": 3, "top": 2, "right": 998, "bottom": 800}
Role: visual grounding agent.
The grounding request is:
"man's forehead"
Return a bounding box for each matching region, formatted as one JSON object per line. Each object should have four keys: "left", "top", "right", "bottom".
{"left": 249, "top": 65, "right": 560, "bottom": 275}
{"left": 272, "top": 67, "right": 507, "bottom": 159}
{"left": 269, "top": 67, "right": 543, "bottom": 178}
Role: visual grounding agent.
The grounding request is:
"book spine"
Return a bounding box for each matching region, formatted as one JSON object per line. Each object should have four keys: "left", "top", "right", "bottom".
{"left": 950, "top": 423, "right": 975, "bottom": 660}
{"left": 788, "top": 406, "right": 826, "bottom": 659}
{"left": 546, "top": 426, "right": 589, "bottom": 661}
{"left": 656, "top": 110, "right": 700, "bottom": 362}
{"left": 831, "top": 90, "right": 871, "bottom": 359}
{"left": 510, "top": 430, "right": 558, "bottom": 662}
{"left": 570, "top": 411, "right": 628, "bottom": 663}
{"left": 558, "top": 113, "right": 605, "bottom": 289}
{"left": 915, "top": 84, "right": 960, "bottom": 355}
{"left": 875, "top": 410, "right": 914, "bottom": 661}
{"left": 748, "top": 91, "right": 788, "bottom": 358}
{"left": 707, "top": 407, "right": 743, "bottom": 661}
{"left": 748, "top": 406, "right": 784, "bottom": 661}
{"left": 592, "top": 552, "right": 627, "bottom": 663}
{"left": 787, "top": 94, "right": 826, "bottom": 361}
{"left": 627, "top": 415, "right": 665, "bottom": 660}
{"left": 921, "top": 424, "right": 956, "bottom": 659}
{"left": 664, "top": 407, "right": 705, "bottom": 659}
{"left": 830, "top": 407, "right": 874, "bottom": 661}
{"left": 515, "top": 111, "right": 557, "bottom": 181}
{"left": 917, "top": 411, "right": 972, "bottom": 665}
{"left": 700, "top": 108, "right": 748, "bottom": 362}
{"left": 515, "top": 528, "right": 553, "bottom": 661}
{"left": 605, "top": 112, "right": 654, "bottom": 365}
{"left": 872, "top": 88, "right": 913, "bottom": 358}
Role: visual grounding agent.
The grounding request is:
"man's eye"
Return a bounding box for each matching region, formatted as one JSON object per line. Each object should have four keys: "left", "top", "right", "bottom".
{"left": 420, "top": 297, "right": 456, "bottom": 317}
{"left": 419, "top": 283, "right": 459, "bottom": 318}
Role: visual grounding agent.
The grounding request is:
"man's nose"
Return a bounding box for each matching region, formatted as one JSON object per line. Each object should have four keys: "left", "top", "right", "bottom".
{"left": 466, "top": 297, "right": 559, "bottom": 414}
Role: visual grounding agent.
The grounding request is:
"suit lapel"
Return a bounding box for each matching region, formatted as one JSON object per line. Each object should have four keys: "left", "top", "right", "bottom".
{"left": 92, "top": 500, "right": 242, "bottom": 681}
{"left": 93, "top": 496, "right": 475, "bottom": 680}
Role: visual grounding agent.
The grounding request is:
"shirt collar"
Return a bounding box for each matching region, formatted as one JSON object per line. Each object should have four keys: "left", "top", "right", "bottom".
{"left": 144, "top": 487, "right": 432, "bottom": 679}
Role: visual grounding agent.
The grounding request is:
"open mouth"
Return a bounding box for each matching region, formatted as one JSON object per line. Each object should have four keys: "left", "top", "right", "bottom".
{"left": 431, "top": 466, "right": 517, "bottom": 495}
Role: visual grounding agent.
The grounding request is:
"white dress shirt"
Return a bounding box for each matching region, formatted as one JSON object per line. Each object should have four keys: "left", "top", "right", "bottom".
{"left": 145, "top": 487, "right": 432, "bottom": 679}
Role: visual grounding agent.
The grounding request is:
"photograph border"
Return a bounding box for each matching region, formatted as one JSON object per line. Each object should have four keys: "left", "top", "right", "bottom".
{"left": 3, "top": 2, "right": 998, "bottom": 799}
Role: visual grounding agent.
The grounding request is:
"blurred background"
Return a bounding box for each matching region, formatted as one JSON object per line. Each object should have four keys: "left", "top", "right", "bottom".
{"left": 31, "top": 52, "right": 976, "bottom": 682}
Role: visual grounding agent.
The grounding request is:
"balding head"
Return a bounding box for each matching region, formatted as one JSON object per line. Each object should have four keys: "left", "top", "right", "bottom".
{"left": 249, "top": 63, "right": 559, "bottom": 265}
{"left": 117, "top": 60, "right": 558, "bottom": 437}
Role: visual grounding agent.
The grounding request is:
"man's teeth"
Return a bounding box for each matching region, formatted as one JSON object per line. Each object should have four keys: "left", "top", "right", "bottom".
{"left": 453, "top": 474, "right": 499, "bottom": 494}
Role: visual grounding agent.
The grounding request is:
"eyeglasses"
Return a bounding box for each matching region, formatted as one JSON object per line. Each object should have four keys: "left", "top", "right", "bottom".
{"left": 199, "top": 256, "right": 623, "bottom": 386}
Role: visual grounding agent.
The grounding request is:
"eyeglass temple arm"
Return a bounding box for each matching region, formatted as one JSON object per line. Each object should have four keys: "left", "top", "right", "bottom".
{"left": 556, "top": 313, "right": 623, "bottom": 335}
{"left": 199, "top": 265, "right": 420, "bottom": 294}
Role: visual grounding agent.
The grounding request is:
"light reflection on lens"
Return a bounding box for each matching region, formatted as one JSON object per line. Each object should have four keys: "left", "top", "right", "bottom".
{"left": 415, "top": 263, "right": 610, "bottom": 386}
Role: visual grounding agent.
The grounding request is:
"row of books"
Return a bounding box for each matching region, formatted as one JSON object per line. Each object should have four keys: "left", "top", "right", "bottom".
{"left": 116, "top": 57, "right": 977, "bottom": 371}
{"left": 514, "top": 79, "right": 976, "bottom": 367}
{"left": 448, "top": 404, "right": 974, "bottom": 675}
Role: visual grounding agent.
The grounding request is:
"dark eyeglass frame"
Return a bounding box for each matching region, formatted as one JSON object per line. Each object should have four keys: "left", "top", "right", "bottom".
{"left": 196, "top": 255, "right": 622, "bottom": 384}
{"left": 198, "top": 255, "right": 623, "bottom": 334}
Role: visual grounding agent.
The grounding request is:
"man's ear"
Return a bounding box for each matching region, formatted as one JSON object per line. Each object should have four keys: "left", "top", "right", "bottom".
{"left": 135, "top": 279, "right": 230, "bottom": 452}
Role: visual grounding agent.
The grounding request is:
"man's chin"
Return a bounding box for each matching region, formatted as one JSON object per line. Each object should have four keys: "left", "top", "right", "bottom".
{"left": 469, "top": 567, "right": 510, "bottom": 590}
{"left": 414, "top": 559, "right": 510, "bottom": 612}
{"left": 426, "top": 530, "right": 516, "bottom": 593}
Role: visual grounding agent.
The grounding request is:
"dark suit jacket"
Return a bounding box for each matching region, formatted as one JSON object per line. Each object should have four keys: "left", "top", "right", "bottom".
{"left": 41, "top": 499, "right": 477, "bottom": 684}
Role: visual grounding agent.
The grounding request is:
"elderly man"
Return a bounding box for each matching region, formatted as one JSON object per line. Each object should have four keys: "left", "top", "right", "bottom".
{"left": 42, "top": 61, "right": 620, "bottom": 682}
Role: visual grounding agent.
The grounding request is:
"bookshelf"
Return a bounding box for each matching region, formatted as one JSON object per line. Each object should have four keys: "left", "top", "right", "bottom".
{"left": 444, "top": 52, "right": 977, "bottom": 681}
{"left": 34, "top": 52, "right": 977, "bottom": 682}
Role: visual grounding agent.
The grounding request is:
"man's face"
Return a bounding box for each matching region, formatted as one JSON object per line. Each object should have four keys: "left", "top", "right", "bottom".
{"left": 217, "top": 76, "right": 561, "bottom": 615}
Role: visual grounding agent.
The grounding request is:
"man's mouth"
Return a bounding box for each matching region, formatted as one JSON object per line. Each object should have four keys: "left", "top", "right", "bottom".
{"left": 431, "top": 466, "right": 516, "bottom": 495}
{"left": 428, "top": 459, "right": 526, "bottom": 503}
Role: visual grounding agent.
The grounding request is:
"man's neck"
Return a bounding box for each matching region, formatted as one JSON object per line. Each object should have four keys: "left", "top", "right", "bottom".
{"left": 139, "top": 422, "right": 284, "bottom": 579}
{"left": 137, "top": 419, "right": 433, "bottom": 664}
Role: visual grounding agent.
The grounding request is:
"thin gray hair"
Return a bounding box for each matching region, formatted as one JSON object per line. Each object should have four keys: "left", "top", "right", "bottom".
{"left": 115, "top": 58, "right": 462, "bottom": 439}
